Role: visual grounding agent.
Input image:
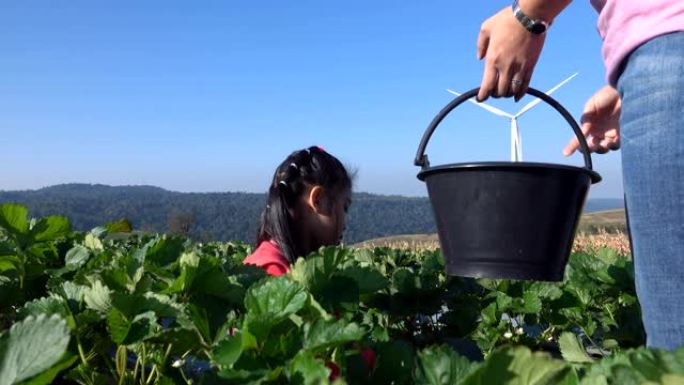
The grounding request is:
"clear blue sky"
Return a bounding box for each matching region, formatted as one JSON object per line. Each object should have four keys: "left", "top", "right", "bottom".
{"left": 0, "top": 0, "right": 623, "bottom": 198}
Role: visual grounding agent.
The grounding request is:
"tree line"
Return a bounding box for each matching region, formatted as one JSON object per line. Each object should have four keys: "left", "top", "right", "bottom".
{"left": 0, "top": 184, "right": 436, "bottom": 244}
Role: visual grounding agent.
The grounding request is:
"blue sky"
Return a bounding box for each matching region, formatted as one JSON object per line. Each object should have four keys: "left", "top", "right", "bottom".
{"left": 1, "top": 1, "right": 623, "bottom": 198}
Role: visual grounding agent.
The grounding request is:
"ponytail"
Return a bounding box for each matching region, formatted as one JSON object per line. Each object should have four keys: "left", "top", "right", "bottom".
{"left": 256, "top": 182, "right": 299, "bottom": 263}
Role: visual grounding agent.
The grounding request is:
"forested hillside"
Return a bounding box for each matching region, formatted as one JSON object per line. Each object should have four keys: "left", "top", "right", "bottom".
{"left": 0, "top": 184, "right": 624, "bottom": 243}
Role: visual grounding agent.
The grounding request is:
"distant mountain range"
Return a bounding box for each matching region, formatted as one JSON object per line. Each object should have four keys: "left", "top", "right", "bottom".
{"left": 0, "top": 184, "right": 624, "bottom": 244}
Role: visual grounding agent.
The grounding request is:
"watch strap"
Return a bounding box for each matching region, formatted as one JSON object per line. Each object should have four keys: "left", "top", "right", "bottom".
{"left": 511, "top": 0, "right": 550, "bottom": 35}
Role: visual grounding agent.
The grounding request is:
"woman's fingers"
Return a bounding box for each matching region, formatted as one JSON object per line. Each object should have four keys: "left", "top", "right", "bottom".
{"left": 563, "top": 121, "right": 593, "bottom": 156}
{"left": 510, "top": 76, "right": 523, "bottom": 100}
{"left": 499, "top": 63, "right": 523, "bottom": 98}
{"left": 587, "top": 135, "right": 602, "bottom": 153}
{"left": 496, "top": 67, "right": 514, "bottom": 98}
{"left": 515, "top": 69, "right": 533, "bottom": 102}
{"left": 476, "top": 20, "right": 494, "bottom": 101}
{"left": 478, "top": 61, "right": 499, "bottom": 101}
{"left": 477, "top": 27, "right": 490, "bottom": 60}
{"left": 599, "top": 136, "right": 621, "bottom": 151}
{"left": 565, "top": 129, "right": 621, "bottom": 156}
{"left": 563, "top": 136, "right": 581, "bottom": 156}
{"left": 480, "top": 65, "right": 528, "bottom": 100}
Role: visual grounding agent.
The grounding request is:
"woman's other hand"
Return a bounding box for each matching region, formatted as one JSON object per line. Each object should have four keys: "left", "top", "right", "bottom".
{"left": 564, "top": 85, "right": 622, "bottom": 156}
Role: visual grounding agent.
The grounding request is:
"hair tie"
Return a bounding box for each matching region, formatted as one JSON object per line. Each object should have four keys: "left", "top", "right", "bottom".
{"left": 278, "top": 180, "right": 288, "bottom": 187}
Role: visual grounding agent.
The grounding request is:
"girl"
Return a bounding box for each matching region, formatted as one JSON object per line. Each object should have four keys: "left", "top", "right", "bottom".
{"left": 244, "top": 147, "right": 373, "bottom": 379}
{"left": 244, "top": 146, "right": 352, "bottom": 275}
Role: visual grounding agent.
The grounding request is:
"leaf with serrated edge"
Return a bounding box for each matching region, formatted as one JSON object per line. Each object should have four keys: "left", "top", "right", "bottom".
{"left": 414, "top": 344, "right": 477, "bottom": 385}
{"left": 30, "top": 216, "right": 70, "bottom": 242}
{"left": 64, "top": 245, "right": 90, "bottom": 268}
{"left": 0, "top": 314, "right": 70, "bottom": 384}
{"left": 559, "top": 332, "right": 593, "bottom": 364}
{"left": 303, "top": 319, "right": 364, "bottom": 352}
{"left": 84, "top": 280, "right": 112, "bottom": 314}
{"left": 464, "top": 347, "right": 570, "bottom": 385}
{"left": 0, "top": 203, "right": 29, "bottom": 235}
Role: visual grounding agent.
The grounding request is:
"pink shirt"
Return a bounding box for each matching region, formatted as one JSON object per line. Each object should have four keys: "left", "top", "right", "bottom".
{"left": 243, "top": 241, "right": 290, "bottom": 276}
{"left": 590, "top": 0, "right": 684, "bottom": 86}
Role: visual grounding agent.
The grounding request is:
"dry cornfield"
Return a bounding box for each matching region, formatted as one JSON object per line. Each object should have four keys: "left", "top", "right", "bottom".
{"left": 572, "top": 229, "right": 631, "bottom": 256}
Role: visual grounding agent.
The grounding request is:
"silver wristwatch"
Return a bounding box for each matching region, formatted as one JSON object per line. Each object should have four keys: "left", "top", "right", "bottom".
{"left": 511, "top": 0, "right": 550, "bottom": 35}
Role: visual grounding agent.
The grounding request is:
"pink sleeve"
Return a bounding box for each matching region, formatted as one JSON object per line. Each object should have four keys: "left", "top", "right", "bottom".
{"left": 263, "top": 263, "right": 289, "bottom": 277}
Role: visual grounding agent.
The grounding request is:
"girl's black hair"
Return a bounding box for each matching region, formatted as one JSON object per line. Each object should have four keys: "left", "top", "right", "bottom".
{"left": 256, "top": 146, "right": 352, "bottom": 263}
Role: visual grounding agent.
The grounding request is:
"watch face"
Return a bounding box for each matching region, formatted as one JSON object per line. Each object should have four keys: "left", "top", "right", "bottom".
{"left": 530, "top": 23, "right": 547, "bottom": 34}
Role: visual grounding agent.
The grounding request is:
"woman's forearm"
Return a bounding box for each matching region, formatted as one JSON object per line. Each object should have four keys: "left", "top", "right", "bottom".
{"left": 516, "top": 0, "right": 572, "bottom": 22}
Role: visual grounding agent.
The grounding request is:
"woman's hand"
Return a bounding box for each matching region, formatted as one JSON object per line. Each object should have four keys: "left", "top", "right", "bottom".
{"left": 563, "top": 85, "right": 621, "bottom": 156}
{"left": 477, "top": 6, "right": 546, "bottom": 102}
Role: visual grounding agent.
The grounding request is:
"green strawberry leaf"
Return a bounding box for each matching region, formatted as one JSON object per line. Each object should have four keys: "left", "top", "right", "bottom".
{"left": 0, "top": 314, "right": 71, "bottom": 384}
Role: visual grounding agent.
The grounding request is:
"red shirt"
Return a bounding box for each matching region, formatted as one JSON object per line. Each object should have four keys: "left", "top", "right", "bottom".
{"left": 243, "top": 241, "right": 290, "bottom": 276}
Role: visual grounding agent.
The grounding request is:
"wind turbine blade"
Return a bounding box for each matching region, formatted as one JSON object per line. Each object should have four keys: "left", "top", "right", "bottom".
{"left": 545, "top": 72, "right": 579, "bottom": 94}
{"left": 514, "top": 72, "right": 579, "bottom": 117}
{"left": 446, "top": 89, "right": 514, "bottom": 118}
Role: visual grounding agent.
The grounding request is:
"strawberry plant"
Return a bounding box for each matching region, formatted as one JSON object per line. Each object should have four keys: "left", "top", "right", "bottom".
{"left": 0, "top": 203, "right": 682, "bottom": 385}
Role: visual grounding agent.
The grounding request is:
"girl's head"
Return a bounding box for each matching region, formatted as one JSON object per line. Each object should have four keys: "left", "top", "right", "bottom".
{"left": 257, "top": 146, "right": 352, "bottom": 263}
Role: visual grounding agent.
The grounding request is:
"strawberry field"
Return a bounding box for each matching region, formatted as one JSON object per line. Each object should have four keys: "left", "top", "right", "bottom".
{"left": 1, "top": 202, "right": 683, "bottom": 385}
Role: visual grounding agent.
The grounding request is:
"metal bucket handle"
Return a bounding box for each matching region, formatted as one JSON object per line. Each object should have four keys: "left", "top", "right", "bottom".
{"left": 414, "top": 87, "right": 595, "bottom": 171}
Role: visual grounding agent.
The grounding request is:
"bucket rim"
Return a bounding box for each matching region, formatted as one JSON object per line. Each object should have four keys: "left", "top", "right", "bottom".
{"left": 417, "top": 161, "right": 602, "bottom": 183}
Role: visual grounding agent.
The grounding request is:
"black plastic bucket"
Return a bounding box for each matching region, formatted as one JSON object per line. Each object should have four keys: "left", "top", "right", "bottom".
{"left": 415, "top": 88, "right": 601, "bottom": 281}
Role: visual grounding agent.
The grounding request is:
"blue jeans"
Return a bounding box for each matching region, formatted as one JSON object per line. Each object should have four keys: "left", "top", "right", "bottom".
{"left": 617, "top": 32, "right": 684, "bottom": 350}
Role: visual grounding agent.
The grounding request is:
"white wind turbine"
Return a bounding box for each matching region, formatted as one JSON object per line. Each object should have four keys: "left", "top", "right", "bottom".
{"left": 447, "top": 73, "right": 578, "bottom": 162}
